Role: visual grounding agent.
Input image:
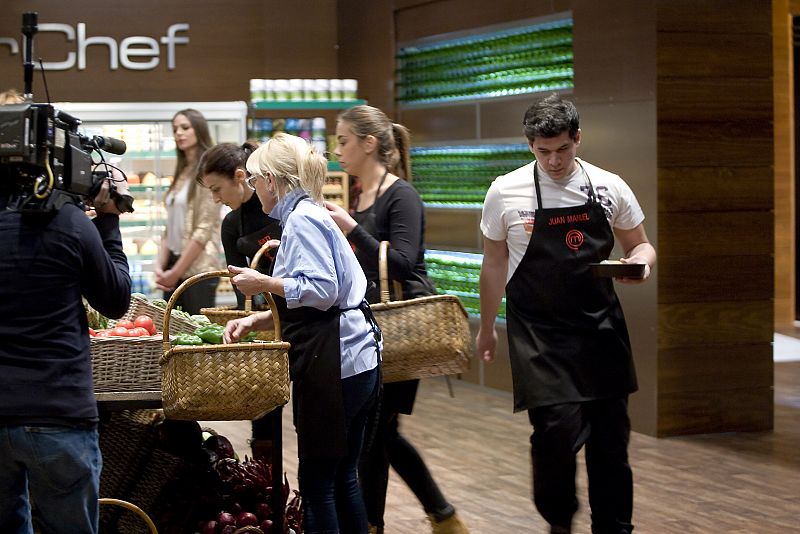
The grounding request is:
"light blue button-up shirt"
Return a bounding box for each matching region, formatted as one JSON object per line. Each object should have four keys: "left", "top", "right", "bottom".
{"left": 270, "top": 189, "right": 379, "bottom": 378}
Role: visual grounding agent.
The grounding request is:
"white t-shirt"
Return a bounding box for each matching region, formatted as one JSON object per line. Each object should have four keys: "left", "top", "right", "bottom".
{"left": 480, "top": 158, "right": 645, "bottom": 281}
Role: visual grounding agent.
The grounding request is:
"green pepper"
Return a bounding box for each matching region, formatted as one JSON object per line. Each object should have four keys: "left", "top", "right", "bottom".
{"left": 174, "top": 333, "right": 203, "bottom": 346}
{"left": 241, "top": 332, "right": 257, "bottom": 343}
{"left": 194, "top": 324, "right": 225, "bottom": 344}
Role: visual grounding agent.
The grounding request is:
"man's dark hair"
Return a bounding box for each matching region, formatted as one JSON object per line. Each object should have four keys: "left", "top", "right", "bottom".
{"left": 523, "top": 93, "right": 580, "bottom": 142}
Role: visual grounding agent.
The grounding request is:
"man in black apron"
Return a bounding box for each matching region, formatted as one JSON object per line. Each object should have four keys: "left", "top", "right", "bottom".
{"left": 476, "top": 94, "right": 656, "bottom": 534}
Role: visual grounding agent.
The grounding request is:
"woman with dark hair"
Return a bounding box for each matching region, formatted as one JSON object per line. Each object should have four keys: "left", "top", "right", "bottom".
{"left": 325, "top": 105, "right": 469, "bottom": 534}
{"left": 198, "top": 141, "right": 282, "bottom": 460}
{"left": 155, "top": 108, "right": 222, "bottom": 314}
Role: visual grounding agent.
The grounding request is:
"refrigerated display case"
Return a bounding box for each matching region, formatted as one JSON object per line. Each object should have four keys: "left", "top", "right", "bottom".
{"left": 55, "top": 101, "right": 248, "bottom": 298}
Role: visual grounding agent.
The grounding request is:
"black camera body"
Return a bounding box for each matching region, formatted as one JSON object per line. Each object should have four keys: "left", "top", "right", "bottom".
{"left": 0, "top": 102, "right": 131, "bottom": 211}
{"left": 0, "top": 11, "right": 133, "bottom": 213}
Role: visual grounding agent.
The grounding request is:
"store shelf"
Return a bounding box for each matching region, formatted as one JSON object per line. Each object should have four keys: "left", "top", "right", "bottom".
{"left": 412, "top": 142, "right": 531, "bottom": 206}
{"left": 425, "top": 249, "right": 505, "bottom": 319}
{"left": 251, "top": 100, "right": 366, "bottom": 110}
{"left": 396, "top": 18, "right": 573, "bottom": 105}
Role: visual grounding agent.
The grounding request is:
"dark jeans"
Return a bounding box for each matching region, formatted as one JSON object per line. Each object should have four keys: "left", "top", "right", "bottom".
{"left": 0, "top": 424, "right": 101, "bottom": 534}
{"left": 528, "top": 397, "right": 634, "bottom": 534}
{"left": 359, "top": 400, "right": 452, "bottom": 526}
{"left": 298, "top": 367, "right": 379, "bottom": 534}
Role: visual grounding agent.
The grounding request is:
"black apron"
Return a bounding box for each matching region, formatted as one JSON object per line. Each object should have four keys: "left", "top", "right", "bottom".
{"left": 505, "top": 162, "right": 637, "bottom": 412}
{"left": 270, "top": 194, "right": 346, "bottom": 459}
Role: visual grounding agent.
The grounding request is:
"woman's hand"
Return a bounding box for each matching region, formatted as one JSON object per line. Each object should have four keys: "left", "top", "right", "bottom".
{"left": 228, "top": 265, "right": 269, "bottom": 296}
{"left": 223, "top": 311, "right": 273, "bottom": 343}
{"left": 155, "top": 269, "right": 180, "bottom": 292}
{"left": 324, "top": 201, "right": 357, "bottom": 235}
{"left": 224, "top": 314, "right": 256, "bottom": 344}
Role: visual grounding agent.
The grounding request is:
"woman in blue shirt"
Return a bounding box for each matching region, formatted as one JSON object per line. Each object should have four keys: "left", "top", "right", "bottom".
{"left": 223, "top": 132, "right": 381, "bottom": 534}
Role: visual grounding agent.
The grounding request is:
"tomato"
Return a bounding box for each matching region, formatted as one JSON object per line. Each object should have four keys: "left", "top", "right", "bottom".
{"left": 94, "top": 329, "right": 111, "bottom": 337}
{"left": 132, "top": 327, "right": 151, "bottom": 337}
{"left": 110, "top": 326, "right": 131, "bottom": 337}
{"left": 134, "top": 315, "right": 157, "bottom": 336}
{"left": 89, "top": 328, "right": 96, "bottom": 337}
{"left": 116, "top": 319, "right": 135, "bottom": 330}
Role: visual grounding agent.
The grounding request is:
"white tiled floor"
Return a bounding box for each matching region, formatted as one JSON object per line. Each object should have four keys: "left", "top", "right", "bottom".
{"left": 774, "top": 332, "right": 800, "bottom": 362}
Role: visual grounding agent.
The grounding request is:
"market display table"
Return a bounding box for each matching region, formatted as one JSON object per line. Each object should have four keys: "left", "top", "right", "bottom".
{"left": 96, "top": 392, "right": 285, "bottom": 531}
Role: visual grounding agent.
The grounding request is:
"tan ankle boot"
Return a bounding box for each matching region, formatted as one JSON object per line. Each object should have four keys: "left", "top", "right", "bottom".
{"left": 428, "top": 512, "right": 469, "bottom": 534}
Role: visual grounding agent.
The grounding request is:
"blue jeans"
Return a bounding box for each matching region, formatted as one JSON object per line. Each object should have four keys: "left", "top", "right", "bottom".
{"left": 0, "top": 424, "right": 102, "bottom": 534}
{"left": 299, "top": 367, "right": 379, "bottom": 534}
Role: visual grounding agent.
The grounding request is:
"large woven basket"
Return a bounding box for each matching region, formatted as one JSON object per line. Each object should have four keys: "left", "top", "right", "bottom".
{"left": 200, "top": 241, "right": 276, "bottom": 340}
{"left": 160, "top": 270, "right": 290, "bottom": 421}
{"left": 372, "top": 241, "right": 472, "bottom": 383}
{"left": 91, "top": 335, "right": 162, "bottom": 393}
{"left": 115, "top": 293, "right": 199, "bottom": 335}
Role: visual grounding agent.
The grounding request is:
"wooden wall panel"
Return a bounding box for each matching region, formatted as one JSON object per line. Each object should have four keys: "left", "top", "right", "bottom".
{"left": 658, "top": 301, "right": 774, "bottom": 348}
{"left": 657, "top": 387, "right": 773, "bottom": 436}
{"left": 656, "top": 0, "right": 773, "bottom": 437}
{"left": 657, "top": 33, "right": 772, "bottom": 79}
{"left": 400, "top": 103, "right": 478, "bottom": 144}
{"left": 658, "top": 344, "right": 773, "bottom": 393}
{"left": 0, "top": 0, "right": 339, "bottom": 102}
{"left": 658, "top": 256, "right": 775, "bottom": 304}
{"left": 657, "top": 212, "right": 773, "bottom": 257}
{"left": 336, "top": 0, "right": 395, "bottom": 113}
{"left": 657, "top": 0, "right": 773, "bottom": 33}
{"left": 657, "top": 79, "right": 773, "bottom": 123}
{"left": 425, "top": 208, "right": 482, "bottom": 252}
{"left": 572, "top": 0, "right": 656, "bottom": 104}
{"left": 658, "top": 122, "right": 773, "bottom": 168}
{"left": 773, "top": 0, "right": 795, "bottom": 329}
{"left": 658, "top": 167, "right": 773, "bottom": 212}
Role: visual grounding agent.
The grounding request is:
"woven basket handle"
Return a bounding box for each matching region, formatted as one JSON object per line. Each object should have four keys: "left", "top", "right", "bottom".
{"left": 162, "top": 270, "right": 282, "bottom": 352}
{"left": 243, "top": 240, "right": 280, "bottom": 313}
{"left": 378, "top": 241, "right": 404, "bottom": 304}
{"left": 99, "top": 498, "right": 158, "bottom": 534}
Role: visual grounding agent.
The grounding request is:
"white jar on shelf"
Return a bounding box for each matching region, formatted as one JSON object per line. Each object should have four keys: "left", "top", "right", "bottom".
{"left": 343, "top": 79, "right": 358, "bottom": 100}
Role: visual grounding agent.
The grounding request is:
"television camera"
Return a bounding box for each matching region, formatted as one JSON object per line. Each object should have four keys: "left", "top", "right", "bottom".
{"left": 0, "top": 12, "right": 133, "bottom": 213}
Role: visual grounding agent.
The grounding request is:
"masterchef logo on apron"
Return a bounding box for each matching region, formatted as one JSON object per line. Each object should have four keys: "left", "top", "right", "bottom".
{"left": 565, "top": 229, "right": 584, "bottom": 250}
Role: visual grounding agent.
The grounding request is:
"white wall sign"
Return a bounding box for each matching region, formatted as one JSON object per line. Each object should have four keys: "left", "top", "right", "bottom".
{"left": 0, "top": 22, "right": 190, "bottom": 71}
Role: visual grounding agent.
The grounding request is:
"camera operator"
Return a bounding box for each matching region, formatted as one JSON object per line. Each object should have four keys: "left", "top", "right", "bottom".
{"left": 0, "top": 173, "right": 132, "bottom": 533}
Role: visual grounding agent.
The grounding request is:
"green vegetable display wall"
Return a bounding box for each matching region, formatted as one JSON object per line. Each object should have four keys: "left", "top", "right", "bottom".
{"left": 396, "top": 18, "right": 573, "bottom": 104}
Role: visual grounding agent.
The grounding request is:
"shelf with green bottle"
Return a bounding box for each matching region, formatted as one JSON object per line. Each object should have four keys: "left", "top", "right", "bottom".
{"left": 251, "top": 99, "right": 366, "bottom": 110}
{"left": 396, "top": 18, "right": 573, "bottom": 106}
{"left": 412, "top": 143, "right": 532, "bottom": 208}
{"left": 424, "top": 249, "right": 506, "bottom": 320}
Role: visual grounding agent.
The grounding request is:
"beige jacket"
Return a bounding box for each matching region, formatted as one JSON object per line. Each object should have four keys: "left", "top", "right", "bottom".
{"left": 167, "top": 181, "right": 223, "bottom": 278}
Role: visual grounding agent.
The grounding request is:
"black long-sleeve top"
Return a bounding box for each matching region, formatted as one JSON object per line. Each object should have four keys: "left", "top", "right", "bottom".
{"left": 348, "top": 179, "right": 434, "bottom": 302}
{"left": 0, "top": 199, "right": 131, "bottom": 423}
{"left": 220, "top": 192, "right": 282, "bottom": 309}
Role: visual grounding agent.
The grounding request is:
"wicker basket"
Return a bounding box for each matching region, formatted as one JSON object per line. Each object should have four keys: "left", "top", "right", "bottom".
{"left": 200, "top": 241, "right": 276, "bottom": 340}
{"left": 99, "top": 498, "right": 158, "bottom": 534}
{"left": 114, "top": 293, "right": 199, "bottom": 335}
{"left": 372, "top": 241, "right": 472, "bottom": 383}
{"left": 160, "top": 270, "right": 291, "bottom": 421}
{"left": 91, "top": 335, "right": 162, "bottom": 393}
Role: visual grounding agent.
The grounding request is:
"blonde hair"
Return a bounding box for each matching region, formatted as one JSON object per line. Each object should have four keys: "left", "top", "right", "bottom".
{"left": 246, "top": 132, "right": 327, "bottom": 204}
{"left": 0, "top": 89, "right": 24, "bottom": 105}
{"left": 338, "top": 104, "right": 412, "bottom": 181}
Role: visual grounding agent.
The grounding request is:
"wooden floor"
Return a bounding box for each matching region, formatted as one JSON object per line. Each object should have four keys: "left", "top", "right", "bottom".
{"left": 206, "top": 362, "right": 800, "bottom": 533}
